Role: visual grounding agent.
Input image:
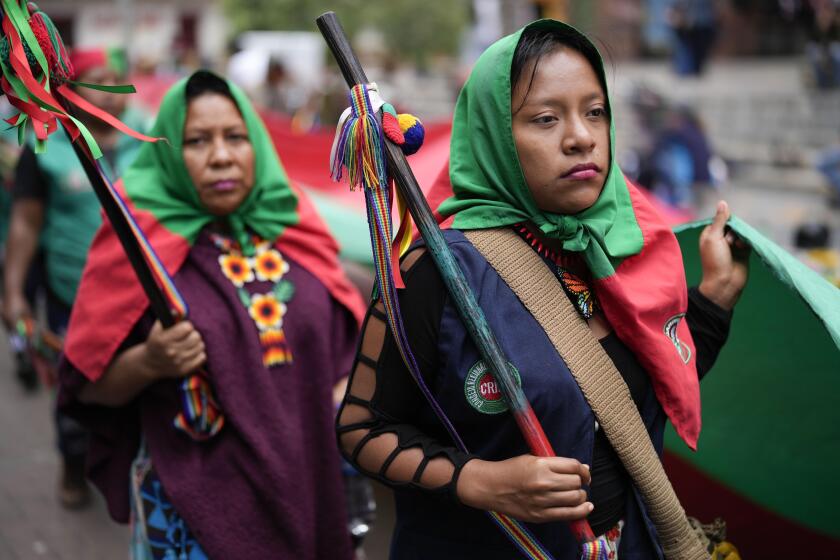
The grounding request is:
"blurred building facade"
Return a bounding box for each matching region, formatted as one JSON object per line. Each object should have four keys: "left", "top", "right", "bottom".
{"left": 511, "top": 0, "right": 813, "bottom": 59}
{"left": 33, "top": 0, "right": 228, "bottom": 70}
{"left": 33, "top": 1, "right": 815, "bottom": 71}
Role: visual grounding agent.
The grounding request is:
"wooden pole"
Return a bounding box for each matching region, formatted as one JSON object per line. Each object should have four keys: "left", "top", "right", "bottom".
{"left": 64, "top": 128, "right": 176, "bottom": 327}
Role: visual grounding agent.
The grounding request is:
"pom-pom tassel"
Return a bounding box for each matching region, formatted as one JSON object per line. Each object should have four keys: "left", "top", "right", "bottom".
{"left": 28, "top": 5, "right": 74, "bottom": 83}
{"left": 381, "top": 102, "right": 425, "bottom": 156}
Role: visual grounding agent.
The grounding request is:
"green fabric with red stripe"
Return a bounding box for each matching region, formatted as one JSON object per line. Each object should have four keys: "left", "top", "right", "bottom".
{"left": 666, "top": 217, "right": 840, "bottom": 557}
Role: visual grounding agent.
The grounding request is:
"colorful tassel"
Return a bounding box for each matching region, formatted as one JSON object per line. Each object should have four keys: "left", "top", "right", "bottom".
{"left": 0, "top": 0, "right": 159, "bottom": 157}
{"left": 0, "top": 0, "right": 222, "bottom": 442}
{"left": 330, "top": 83, "right": 388, "bottom": 191}
{"left": 27, "top": 5, "right": 73, "bottom": 82}
{"left": 173, "top": 374, "right": 225, "bottom": 441}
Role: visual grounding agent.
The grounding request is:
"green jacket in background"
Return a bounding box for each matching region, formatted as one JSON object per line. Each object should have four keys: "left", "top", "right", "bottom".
{"left": 36, "top": 108, "right": 148, "bottom": 306}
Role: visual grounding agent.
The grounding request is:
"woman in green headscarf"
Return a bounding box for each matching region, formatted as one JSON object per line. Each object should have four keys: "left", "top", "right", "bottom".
{"left": 57, "top": 71, "right": 365, "bottom": 559}
{"left": 337, "top": 20, "right": 749, "bottom": 558}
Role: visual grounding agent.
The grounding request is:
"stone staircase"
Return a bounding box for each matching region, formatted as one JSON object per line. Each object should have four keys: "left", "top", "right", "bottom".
{"left": 610, "top": 58, "right": 840, "bottom": 195}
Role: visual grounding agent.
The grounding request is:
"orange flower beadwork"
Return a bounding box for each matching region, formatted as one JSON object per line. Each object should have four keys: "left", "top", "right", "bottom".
{"left": 218, "top": 254, "right": 253, "bottom": 287}
{"left": 212, "top": 233, "right": 294, "bottom": 367}
{"left": 248, "top": 293, "right": 286, "bottom": 330}
{"left": 253, "top": 249, "right": 288, "bottom": 282}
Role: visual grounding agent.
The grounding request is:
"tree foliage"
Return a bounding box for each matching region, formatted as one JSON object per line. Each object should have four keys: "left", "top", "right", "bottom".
{"left": 222, "top": 0, "right": 471, "bottom": 63}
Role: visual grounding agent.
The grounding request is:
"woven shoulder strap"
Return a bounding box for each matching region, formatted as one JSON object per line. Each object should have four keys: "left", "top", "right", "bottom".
{"left": 464, "top": 228, "right": 709, "bottom": 560}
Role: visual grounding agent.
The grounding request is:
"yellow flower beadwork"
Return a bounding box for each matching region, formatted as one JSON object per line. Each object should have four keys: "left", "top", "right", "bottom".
{"left": 248, "top": 293, "right": 286, "bottom": 330}
{"left": 218, "top": 254, "right": 253, "bottom": 287}
{"left": 253, "top": 249, "right": 288, "bottom": 282}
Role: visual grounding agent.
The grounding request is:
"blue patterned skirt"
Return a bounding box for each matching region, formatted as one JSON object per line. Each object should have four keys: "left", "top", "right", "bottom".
{"left": 130, "top": 446, "right": 208, "bottom": 560}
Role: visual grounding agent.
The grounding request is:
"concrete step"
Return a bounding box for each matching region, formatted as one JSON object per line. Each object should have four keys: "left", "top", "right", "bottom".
{"left": 611, "top": 58, "right": 840, "bottom": 171}
{"left": 729, "top": 162, "right": 830, "bottom": 195}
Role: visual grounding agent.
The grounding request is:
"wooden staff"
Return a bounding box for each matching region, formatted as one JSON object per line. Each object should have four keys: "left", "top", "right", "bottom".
{"left": 64, "top": 131, "right": 177, "bottom": 327}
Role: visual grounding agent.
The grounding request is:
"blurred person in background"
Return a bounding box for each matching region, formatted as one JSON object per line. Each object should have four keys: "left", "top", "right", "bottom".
{"left": 1, "top": 47, "right": 148, "bottom": 510}
{"left": 667, "top": 0, "right": 719, "bottom": 76}
{"left": 816, "top": 133, "right": 840, "bottom": 206}
{"left": 804, "top": 0, "right": 840, "bottom": 88}
{"left": 793, "top": 222, "right": 840, "bottom": 285}
{"left": 625, "top": 85, "right": 722, "bottom": 209}
{"left": 0, "top": 126, "right": 21, "bottom": 255}
{"left": 258, "top": 57, "right": 294, "bottom": 114}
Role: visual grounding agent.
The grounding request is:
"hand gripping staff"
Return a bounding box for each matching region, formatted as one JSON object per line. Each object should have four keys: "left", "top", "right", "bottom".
{"left": 63, "top": 140, "right": 224, "bottom": 441}
{"left": 317, "top": 12, "right": 608, "bottom": 560}
{"left": 0, "top": 0, "right": 223, "bottom": 440}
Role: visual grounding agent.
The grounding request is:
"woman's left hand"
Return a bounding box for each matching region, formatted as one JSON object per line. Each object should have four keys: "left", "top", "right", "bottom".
{"left": 698, "top": 200, "right": 751, "bottom": 311}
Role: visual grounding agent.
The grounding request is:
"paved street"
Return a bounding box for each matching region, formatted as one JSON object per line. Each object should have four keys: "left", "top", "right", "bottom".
{"left": 0, "top": 341, "right": 128, "bottom": 559}
{"left": 1, "top": 57, "right": 838, "bottom": 559}
{"left": 0, "top": 340, "right": 397, "bottom": 560}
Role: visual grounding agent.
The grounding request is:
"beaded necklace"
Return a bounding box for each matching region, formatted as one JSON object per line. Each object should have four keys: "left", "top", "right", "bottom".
{"left": 211, "top": 233, "right": 295, "bottom": 367}
{"left": 513, "top": 223, "right": 598, "bottom": 320}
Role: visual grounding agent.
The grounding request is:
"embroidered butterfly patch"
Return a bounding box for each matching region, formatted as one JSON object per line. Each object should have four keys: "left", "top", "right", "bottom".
{"left": 557, "top": 267, "right": 596, "bottom": 319}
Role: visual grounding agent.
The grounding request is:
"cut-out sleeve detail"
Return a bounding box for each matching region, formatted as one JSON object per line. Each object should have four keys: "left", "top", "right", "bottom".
{"left": 336, "top": 249, "right": 476, "bottom": 501}
{"left": 355, "top": 354, "right": 378, "bottom": 370}
{"left": 369, "top": 306, "right": 388, "bottom": 321}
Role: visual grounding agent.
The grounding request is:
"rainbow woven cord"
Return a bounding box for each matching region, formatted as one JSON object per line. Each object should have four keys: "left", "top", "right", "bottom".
{"left": 489, "top": 511, "right": 555, "bottom": 560}
{"left": 173, "top": 373, "right": 225, "bottom": 441}
{"left": 99, "top": 161, "right": 225, "bottom": 438}
{"left": 580, "top": 538, "right": 610, "bottom": 560}
{"left": 331, "top": 83, "right": 556, "bottom": 560}
{"left": 91, "top": 159, "right": 225, "bottom": 441}
{"left": 91, "top": 158, "right": 188, "bottom": 322}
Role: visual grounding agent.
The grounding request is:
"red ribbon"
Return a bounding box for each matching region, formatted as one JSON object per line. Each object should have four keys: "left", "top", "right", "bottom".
{"left": 58, "top": 84, "right": 163, "bottom": 145}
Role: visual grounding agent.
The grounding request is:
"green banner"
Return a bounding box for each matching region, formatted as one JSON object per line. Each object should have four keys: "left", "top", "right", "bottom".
{"left": 667, "top": 217, "right": 840, "bottom": 537}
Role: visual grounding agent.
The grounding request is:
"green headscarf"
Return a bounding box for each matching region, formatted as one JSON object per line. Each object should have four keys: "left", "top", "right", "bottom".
{"left": 439, "top": 20, "right": 643, "bottom": 279}
{"left": 124, "top": 71, "right": 298, "bottom": 255}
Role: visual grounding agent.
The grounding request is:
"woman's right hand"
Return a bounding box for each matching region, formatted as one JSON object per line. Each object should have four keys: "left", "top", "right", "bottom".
{"left": 457, "top": 454, "right": 593, "bottom": 523}
{"left": 143, "top": 320, "right": 207, "bottom": 379}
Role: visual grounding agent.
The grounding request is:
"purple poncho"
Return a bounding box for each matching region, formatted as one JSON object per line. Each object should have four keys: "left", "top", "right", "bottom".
{"left": 59, "top": 231, "right": 358, "bottom": 559}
